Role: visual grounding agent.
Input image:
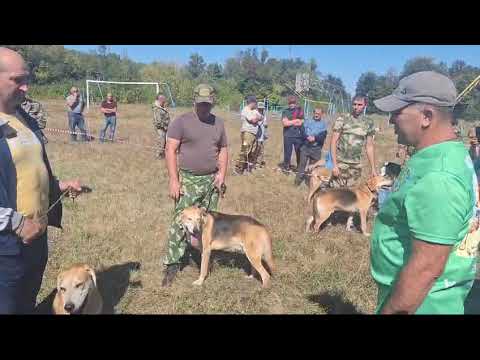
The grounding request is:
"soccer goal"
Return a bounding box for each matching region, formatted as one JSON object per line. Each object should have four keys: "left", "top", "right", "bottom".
{"left": 85, "top": 80, "right": 175, "bottom": 109}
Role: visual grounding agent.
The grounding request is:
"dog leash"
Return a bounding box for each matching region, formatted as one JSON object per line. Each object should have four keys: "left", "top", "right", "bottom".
{"left": 37, "top": 186, "right": 93, "bottom": 223}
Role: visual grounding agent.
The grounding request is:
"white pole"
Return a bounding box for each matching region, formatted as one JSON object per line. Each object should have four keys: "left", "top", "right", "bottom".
{"left": 86, "top": 80, "right": 90, "bottom": 109}
{"left": 156, "top": 83, "right": 160, "bottom": 96}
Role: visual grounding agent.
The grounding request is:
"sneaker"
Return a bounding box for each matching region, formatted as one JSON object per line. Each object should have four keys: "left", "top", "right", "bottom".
{"left": 161, "top": 264, "right": 180, "bottom": 287}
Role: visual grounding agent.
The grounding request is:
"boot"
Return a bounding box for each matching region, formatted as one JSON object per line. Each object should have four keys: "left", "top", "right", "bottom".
{"left": 161, "top": 264, "right": 180, "bottom": 287}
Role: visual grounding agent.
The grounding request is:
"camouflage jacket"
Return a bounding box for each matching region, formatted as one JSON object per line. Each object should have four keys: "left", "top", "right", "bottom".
{"left": 21, "top": 98, "right": 47, "bottom": 129}
{"left": 152, "top": 103, "right": 170, "bottom": 130}
{"left": 332, "top": 113, "right": 376, "bottom": 164}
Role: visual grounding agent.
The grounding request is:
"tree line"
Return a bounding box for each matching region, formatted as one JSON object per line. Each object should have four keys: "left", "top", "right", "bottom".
{"left": 3, "top": 45, "right": 480, "bottom": 119}
{"left": 356, "top": 57, "right": 480, "bottom": 120}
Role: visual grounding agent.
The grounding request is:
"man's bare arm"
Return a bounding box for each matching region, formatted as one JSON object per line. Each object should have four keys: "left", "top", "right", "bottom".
{"left": 380, "top": 239, "right": 452, "bottom": 314}
{"left": 217, "top": 146, "right": 228, "bottom": 182}
{"left": 366, "top": 135, "right": 377, "bottom": 176}
{"left": 165, "top": 138, "right": 180, "bottom": 183}
{"left": 330, "top": 131, "right": 341, "bottom": 169}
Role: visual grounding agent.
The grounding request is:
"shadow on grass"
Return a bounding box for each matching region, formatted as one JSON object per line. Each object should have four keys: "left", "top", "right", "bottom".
{"left": 36, "top": 261, "right": 141, "bottom": 314}
{"left": 307, "top": 292, "right": 364, "bottom": 314}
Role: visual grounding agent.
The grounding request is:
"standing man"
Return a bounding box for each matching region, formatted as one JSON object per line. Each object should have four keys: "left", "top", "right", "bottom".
{"left": 371, "top": 71, "right": 479, "bottom": 314}
{"left": 99, "top": 93, "right": 117, "bottom": 143}
{"left": 161, "top": 84, "right": 228, "bottom": 287}
{"left": 281, "top": 95, "right": 304, "bottom": 174}
{"left": 152, "top": 94, "right": 171, "bottom": 159}
{"left": 254, "top": 101, "right": 268, "bottom": 169}
{"left": 66, "top": 87, "right": 87, "bottom": 142}
{"left": 0, "top": 47, "right": 86, "bottom": 314}
{"left": 21, "top": 97, "right": 47, "bottom": 130}
{"left": 234, "top": 96, "right": 261, "bottom": 175}
{"left": 295, "top": 107, "right": 328, "bottom": 186}
{"left": 330, "top": 95, "right": 377, "bottom": 187}
{"left": 21, "top": 96, "right": 48, "bottom": 144}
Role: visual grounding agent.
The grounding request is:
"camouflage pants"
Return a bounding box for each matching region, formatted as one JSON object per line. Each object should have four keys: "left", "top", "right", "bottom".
{"left": 254, "top": 141, "right": 265, "bottom": 167}
{"left": 156, "top": 128, "right": 167, "bottom": 158}
{"left": 235, "top": 131, "right": 258, "bottom": 173}
{"left": 330, "top": 161, "right": 362, "bottom": 188}
{"left": 163, "top": 170, "right": 219, "bottom": 266}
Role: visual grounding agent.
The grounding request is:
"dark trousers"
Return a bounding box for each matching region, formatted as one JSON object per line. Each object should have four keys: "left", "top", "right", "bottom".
{"left": 0, "top": 233, "right": 48, "bottom": 314}
{"left": 0, "top": 255, "right": 25, "bottom": 314}
{"left": 19, "top": 233, "right": 48, "bottom": 314}
{"left": 68, "top": 112, "right": 87, "bottom": 141}
{"left": 283, "top": 136, "right": 303, "bottom": 169}
{"left": 295, "top": 145, "right": 323, "bottom": 184}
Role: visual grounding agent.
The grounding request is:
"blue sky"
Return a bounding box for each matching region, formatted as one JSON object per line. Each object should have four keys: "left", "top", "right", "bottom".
{"left": 65, "top": 45, "right": 480, "bottom": 94}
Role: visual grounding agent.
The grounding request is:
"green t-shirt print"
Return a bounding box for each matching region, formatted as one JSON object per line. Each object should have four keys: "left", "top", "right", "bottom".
{"left": 370, "top": 141, "right": 479, "bottom": 314}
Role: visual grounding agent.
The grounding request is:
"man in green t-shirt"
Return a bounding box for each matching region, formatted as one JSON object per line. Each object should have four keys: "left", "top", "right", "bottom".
{"left": 371, "top": 71, "right": 480, "bottom": 314}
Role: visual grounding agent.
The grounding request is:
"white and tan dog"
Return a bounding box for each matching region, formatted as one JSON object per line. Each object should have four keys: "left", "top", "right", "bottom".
{"left": 53, "top": 264, "right": 103, "bottom": 315}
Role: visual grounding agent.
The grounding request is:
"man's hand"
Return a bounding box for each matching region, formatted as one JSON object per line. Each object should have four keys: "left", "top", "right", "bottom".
{"left": 332, "top": 166, "right": 340, "bottom": 177}
{"left": 307, "top": 135, "right": 315, "bottom": 143}
{"left": 169, "top": 179, "right": 182, "bottom": 201}
{"left": 293, "top": 119, "right": 303, "bottom": 126}
{"left": 59, "top": 180, "right": 83, "bottom": 199}
{"left": 371, "top": 168, "right": 378, "bottom": 177}
{"left": 15, "top": 218, "right": 46, "bottom": 245}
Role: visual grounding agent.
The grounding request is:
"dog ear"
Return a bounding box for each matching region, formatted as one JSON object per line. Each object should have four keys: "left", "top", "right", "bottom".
{"left": 56, "top": 272, "right": 65, "bottom": 291}
{"left": 83, "top": 265, "right": 97, "bottom": 287}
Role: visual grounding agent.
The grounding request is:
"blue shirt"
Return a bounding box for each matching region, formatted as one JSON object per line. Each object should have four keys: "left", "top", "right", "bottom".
{"left": 303, "top": 118, "right": 327, "bottom": 147}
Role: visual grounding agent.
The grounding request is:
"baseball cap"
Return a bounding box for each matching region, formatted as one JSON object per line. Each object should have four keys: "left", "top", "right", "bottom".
{"left": 194, "top": 84, "right": 215, "bottom": 104}
{"left": 257, "top": 101, "right": 265, "bottom": 109}
{"left": 374, "top": 71, "right": 457, "bottom": 112}
{"left": 246, "top": 96, "right": 257, "bottom": 104}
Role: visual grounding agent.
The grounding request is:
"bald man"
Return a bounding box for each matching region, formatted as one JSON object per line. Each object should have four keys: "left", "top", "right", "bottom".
{"left": 152, "top": 94, "right": 171, "bottom": 159}
{"left": 0, "top": 47, "right": 86, "bottom": 314}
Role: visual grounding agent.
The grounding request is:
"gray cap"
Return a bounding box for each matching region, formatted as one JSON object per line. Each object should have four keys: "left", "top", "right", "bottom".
{"left": 374, "top": 71, "right": 457, "bottom": 112}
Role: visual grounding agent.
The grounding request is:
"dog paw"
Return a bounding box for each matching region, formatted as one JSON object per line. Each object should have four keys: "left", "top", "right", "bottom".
{"left": 192, "top": 279, "right": 204, "bottom": 286}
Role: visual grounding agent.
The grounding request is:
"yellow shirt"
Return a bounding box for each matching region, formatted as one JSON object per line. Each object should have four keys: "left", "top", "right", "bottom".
{"left": 1, "top": 112, "right": 49, "bottom": 223}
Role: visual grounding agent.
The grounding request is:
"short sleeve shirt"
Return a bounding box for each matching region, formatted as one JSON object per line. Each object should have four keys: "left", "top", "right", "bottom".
{"left": 370, "top": 141, "right": 479, "bottom": 314}
{"left": 332, "top": 113, "right": 375, "bottom": 164}
{"left": 167, "top": 112, "right": 228, "bottom": 175}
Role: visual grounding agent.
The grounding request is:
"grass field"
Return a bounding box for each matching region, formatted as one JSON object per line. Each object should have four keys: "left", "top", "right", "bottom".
{"left": 33, "top": 100, "right": 419, "bottom": 314}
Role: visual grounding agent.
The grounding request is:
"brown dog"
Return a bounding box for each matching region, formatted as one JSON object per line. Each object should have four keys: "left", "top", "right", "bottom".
{"left": 307, "top": 165, "right": 332, "bottom": 203}
{"left": 179, "top": 206, "right": 274, "bottom": 288}
{"left": 53, "top": 264, "right": 103, "bottom": 315}
{"left": 306, "top": 176, "right": 393, "bottom": 236}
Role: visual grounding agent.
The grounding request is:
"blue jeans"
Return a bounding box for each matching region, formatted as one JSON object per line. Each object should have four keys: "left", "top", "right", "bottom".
{"left": 378, "top": 187, "right": 392, "bottom": 209}
{"left": 68, "top": 112, "right": 87, "bottom": 141}
{"left": 283, "top": 136, "right": 303, "bottom": 169}
{"left": 0, "top": 233, "right": 48, "bottom": 314}
{"left": 99, "top": 116, "right": 117, "bottom": 142}
{"left": 0, "top": 255, "right": 25, "bottom": 314}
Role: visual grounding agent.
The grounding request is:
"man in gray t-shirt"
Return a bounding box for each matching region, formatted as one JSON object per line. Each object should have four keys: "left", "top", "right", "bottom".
{"left": 234, "top": 96, "right": 262, "bottom": 175}
{"left": 161, "top": 84, "right": 229, "bottom": 287}
{"left": 65, "top": 86, "right": 87, "bottom": 142}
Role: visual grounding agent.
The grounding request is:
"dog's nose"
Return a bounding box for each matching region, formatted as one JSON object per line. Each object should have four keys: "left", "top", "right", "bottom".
{"left": 64, "top": 303, "right": 75, "bottom": 312}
